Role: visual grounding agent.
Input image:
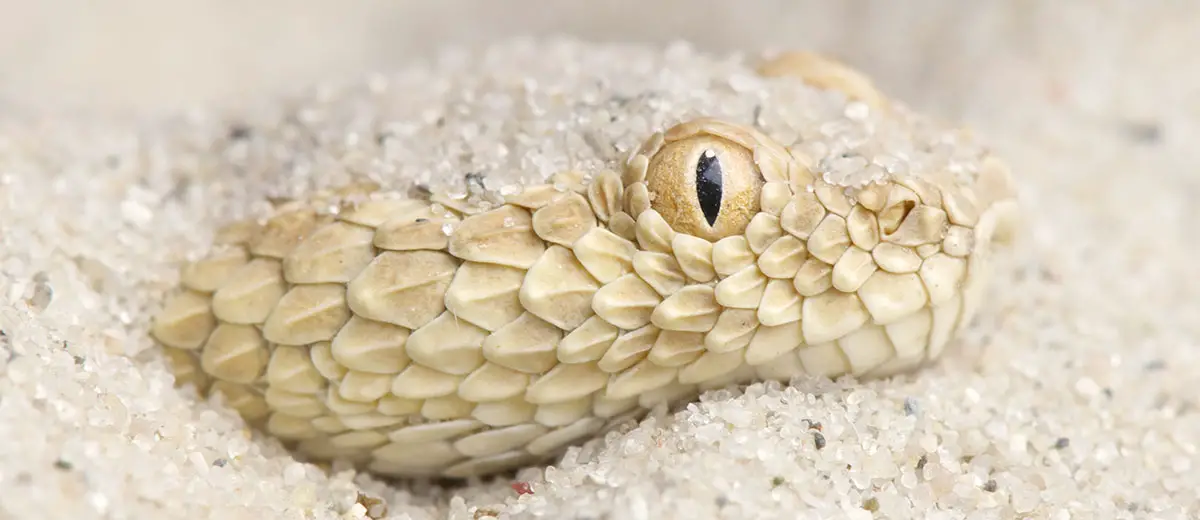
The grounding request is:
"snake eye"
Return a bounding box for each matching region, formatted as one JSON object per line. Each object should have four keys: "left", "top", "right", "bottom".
{"left": 644, "top": 133, "right": 764, "bottom": 241}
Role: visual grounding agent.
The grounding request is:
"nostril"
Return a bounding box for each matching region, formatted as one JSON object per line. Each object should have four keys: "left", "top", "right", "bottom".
{"left": 879, "top": 200, "right": 915, "bottom": 235}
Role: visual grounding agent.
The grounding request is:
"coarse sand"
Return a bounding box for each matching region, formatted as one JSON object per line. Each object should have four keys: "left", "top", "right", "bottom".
{"left": 2, "top": 24, "right": 1199, "bottom": 520}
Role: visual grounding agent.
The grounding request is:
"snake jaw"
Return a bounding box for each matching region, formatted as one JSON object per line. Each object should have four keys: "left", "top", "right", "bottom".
{"left": 149, "top": 54, "right": 1013, "bottom": 479}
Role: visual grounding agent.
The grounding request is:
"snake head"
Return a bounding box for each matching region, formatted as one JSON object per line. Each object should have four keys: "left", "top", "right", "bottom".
{"left": 603, "top": 104, "right": 1019, "bottom": 379}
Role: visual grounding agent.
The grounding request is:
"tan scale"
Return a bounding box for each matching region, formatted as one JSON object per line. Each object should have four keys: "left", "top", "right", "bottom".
{"left": 151, "top": 53, "right": 1019, "bottom": 479}
{"left": 648, "top": 330, "right": 707, "bottom": 367}
{"left": 180, "top": 246, "right": 249, "bottom": 293}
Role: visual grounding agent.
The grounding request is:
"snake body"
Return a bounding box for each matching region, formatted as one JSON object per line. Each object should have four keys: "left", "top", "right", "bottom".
{"left": 150, "top": 52, "right": 1018, "bottom": 479}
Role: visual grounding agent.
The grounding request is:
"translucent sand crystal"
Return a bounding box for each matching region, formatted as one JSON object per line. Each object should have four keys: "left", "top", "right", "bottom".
{"left": 2, "top": 34, "right": 1199, "bottom": 520}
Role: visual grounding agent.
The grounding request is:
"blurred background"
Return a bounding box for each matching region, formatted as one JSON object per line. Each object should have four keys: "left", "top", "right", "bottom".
{"left": 1, "top": 0, "right": 1194, "bottom": 125}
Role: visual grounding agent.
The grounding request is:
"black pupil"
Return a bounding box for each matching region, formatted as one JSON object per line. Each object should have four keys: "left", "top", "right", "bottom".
{"left": 695, "top": 149, "right": 723, "bottom": 226}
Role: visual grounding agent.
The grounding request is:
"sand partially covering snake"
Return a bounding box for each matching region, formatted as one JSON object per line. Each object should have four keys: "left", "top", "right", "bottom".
{"left": 148, "top": 51, "right": 1020, "bottom": 479}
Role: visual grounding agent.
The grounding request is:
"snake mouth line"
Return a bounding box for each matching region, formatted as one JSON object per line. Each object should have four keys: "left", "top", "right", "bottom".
{"left": 148, "top": 50, "right": 1018, "bottom": 480}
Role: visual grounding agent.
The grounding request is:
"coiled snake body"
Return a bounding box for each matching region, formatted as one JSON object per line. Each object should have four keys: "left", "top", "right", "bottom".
{"left": 150, "top": 52, "right": 1018, "bottom": 479}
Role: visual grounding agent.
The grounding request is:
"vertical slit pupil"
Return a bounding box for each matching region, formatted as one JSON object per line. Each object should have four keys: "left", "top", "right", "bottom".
{"left": 696, "top": 149, "right": 723, "bottom": 226}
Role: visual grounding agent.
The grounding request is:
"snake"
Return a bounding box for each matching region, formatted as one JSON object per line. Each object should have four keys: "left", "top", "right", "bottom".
{"left": 149, "top": 51, "right": 1019, "bottom": 479}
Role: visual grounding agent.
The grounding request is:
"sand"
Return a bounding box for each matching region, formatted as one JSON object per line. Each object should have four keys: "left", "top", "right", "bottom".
{"left": 3, "top": 4, "right": 1200, "bottom": 520}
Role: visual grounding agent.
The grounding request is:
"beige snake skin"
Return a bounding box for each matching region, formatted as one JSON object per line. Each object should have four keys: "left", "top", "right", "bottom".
{"left": 150, "top": 52, "right": 1019, "bottom": 479}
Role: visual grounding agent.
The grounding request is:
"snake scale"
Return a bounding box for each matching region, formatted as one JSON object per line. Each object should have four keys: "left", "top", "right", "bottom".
{"left": 149, "top": 51, "right": 1019, "bottom": 479}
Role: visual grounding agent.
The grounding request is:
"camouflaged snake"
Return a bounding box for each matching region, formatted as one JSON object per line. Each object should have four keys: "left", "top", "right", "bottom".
{"left": 149, "top": 51, "right": 1019, "bottom": 479}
